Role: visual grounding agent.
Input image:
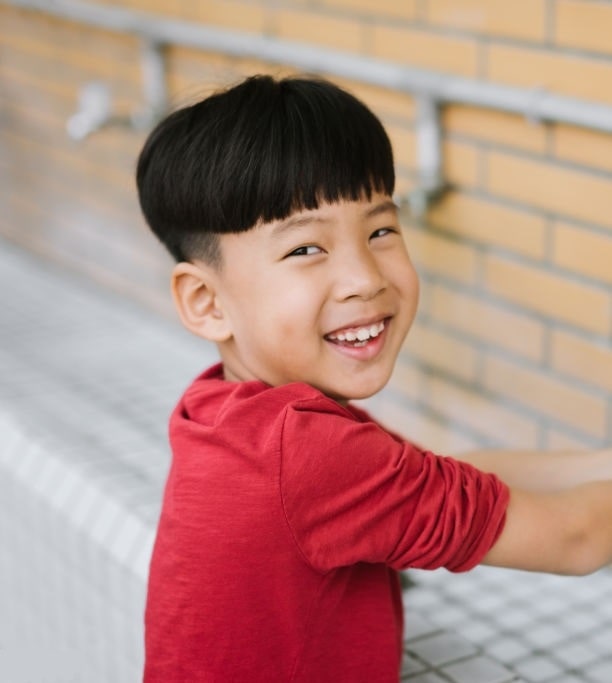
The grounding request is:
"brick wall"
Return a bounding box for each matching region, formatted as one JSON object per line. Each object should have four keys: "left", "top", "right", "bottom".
{"left": 1, "top": 0, "right": 610, "bottom": 452}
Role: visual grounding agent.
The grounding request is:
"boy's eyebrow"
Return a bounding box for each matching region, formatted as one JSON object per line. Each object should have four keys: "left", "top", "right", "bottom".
{"left": 270, "top": 199, "right": 399, "bottom": 238}
{"left": 362, "top": 199, "right": 399, "bottom": 219}
{"left": 270, "top": 213, "right": 330, "bottom": 238}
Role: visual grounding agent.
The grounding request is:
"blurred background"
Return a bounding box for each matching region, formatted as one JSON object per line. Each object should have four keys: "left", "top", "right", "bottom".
{"left": 0, "top": 1, "right": 611, "bottom": 682}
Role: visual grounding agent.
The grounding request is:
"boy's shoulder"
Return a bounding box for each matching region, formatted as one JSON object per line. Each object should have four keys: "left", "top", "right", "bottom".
{"left": 169, "top": 363, "right": 396, "bottom": 478}
{"left": 175, "top": 362, "right": 369, "bottom": 429}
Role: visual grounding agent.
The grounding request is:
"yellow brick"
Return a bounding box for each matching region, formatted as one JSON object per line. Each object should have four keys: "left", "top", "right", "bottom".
{"left": 403, "top": 321, "right": 479, "bottom": 382}
{"left": 104, "top": 0, "right": 132, "bottom": 6}
{"left": 149, "top": 0, "right": 178, "bottom": 11}
{"left": 403, "top": 225, "right": 478, "bottom": 284}
{"left": 487, "top": 151, "right": 612, "bottom": 231}
{"left": 484, "top": 254, "right": 611, "bottom": 335}
{"left": 487, "top": 44, "right": 612, "bottom": 106}
{"left": 6, "top": 127, "right": 134, "bottom": 199}
{"left": 553, "top": 124, "right": 612, "bottom": 174}
{"left": 2, "top": 9, "right": 141, "bottom": 81}
{"left": 321, "top": 0, "right": 418, "bottom": 21}
{"left": 167, "top": 74, "right": 211, "bottom": 106}
{"left": 189, "top": 0, "right": 267, "bottom": 31}
{"left": 5, "top": 134, "right": 136, "bottom": 226}
{"left": 370, "top": 25, "right": 479, "bottom": 77}
{"left": 166, "top": 48, "right": 280, "bottom": 103}
{"left": 395, "top": 174, "right": 415, "bottom": 200}
{"left": 9, "top": 91, "right": 138, "bottom": 171}
{"left": 274, "top": 8, "right": 365, "bottom": 53}
{"left": 484, "top": 356, "right": 608, "bottom": 438}
{"left": 546, "top": 429, "right": 592, "bottom": 451}
{"left": 443, "top": 105, "right": 548, "bottom": 154}
{"left": 426, "top": 0, "right": 548, "bottom": 42}
{"left": 332, "top": 78, "right": 416, "bottom": 120}
{"left": 103, "top": 0, "right": 141, "bottom": 9}
{"left": 551, "top": 330, "right": 612, "bottom": 393}
{"left": 1, "top": 84, "right": 64, "bottom": 131}
{"left": 428, "top": 377, "right": 540, "bottom": 447}
{"left": 553, "top": 221, "right": 612, "bottom": 286}
{"left": 1, "top": 30, "right": 140, "bottom": 99}
{"left": 555, "top": 0, "right": 612, "bottom": 56}
{"left": 385, "top": 123, "right": 417, "bottom": 170}
{"left": 233, "top": 58, "right": 301, "bottom": 81}
{"left": 167, "top": 45, "right": 237, "bottom": 71}
{"left": 1, "top": 7, "right": 70, "bottom": 43}
{"left": 428, "top": 191, "right": 547, "bottom": 259}
{"left": 430, "top": 285, "right": 546, "bottom": 361}
{"left": 387, "top": 357, "right": 427, "bottom": 402}
{"left": 166, "top": 48, "right": 238, "bottom": 101}
{"left": 443, "top": 140, "right": 480, "bottom": 188}
{"left": 4, "top": 61, "right": 77, "bottom": 104}
{"left": 6, "top": 191, "right": 120, "bottom": 277}
{"left": 365, "top": 394, "right": 480, "bottom": 453}
{"left": 0, "top": 24, "right": 70, "bottom": 62}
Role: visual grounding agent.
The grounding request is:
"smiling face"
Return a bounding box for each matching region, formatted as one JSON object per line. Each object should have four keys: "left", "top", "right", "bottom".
{"left": 185, "top": 194, "right": 419, "bottom": 403}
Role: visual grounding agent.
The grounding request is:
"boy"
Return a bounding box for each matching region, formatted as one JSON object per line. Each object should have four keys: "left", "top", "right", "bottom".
{"left": 137, "top": 74, "right": 612, "bottom": 682}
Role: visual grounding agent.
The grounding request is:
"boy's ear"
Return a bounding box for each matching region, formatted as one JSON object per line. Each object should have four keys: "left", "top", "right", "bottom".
{"left": 171, "top": 262, "right": 232, "bottom": 342}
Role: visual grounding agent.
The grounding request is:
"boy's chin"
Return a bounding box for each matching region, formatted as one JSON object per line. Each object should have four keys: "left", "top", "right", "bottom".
{"left": 322, "top": 378, "right": 389, "bottom": 404}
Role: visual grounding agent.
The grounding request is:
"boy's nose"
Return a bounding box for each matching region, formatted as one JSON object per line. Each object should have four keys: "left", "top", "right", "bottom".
{"left": 334, "top": 251, "right": 387, "bottom": 302}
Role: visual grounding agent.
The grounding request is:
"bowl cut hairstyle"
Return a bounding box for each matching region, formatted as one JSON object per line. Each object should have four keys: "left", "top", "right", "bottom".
{"left": 136, "top": 74, "right": 396, "bottom": 266}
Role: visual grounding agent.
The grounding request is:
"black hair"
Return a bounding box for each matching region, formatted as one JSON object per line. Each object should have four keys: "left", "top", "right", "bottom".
{"left": 136, "top": 74, "right": 395, "bottom": 266}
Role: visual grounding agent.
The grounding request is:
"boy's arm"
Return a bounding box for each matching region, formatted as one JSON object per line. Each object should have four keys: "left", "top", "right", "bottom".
{"left": 451, "top": 448, "right": 612, "bottom": 575}
{"left": 481, "top": 481, "right": 612, "bottom": 576}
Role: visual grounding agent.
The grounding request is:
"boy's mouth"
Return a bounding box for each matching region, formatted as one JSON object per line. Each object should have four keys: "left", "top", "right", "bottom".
{"left": 325, "top": 319, "right": 387, "bottom": 348}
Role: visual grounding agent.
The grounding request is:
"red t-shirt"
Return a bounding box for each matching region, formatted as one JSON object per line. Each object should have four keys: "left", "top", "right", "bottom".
{"left": 144, "top": 364, "right": 509, "bottom": 682}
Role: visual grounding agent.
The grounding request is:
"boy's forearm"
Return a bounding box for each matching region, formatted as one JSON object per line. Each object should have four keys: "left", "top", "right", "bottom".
{"left": 451, "top": 448, "right": 612, "bottom": 575}
{"left": 484, "top": 479, "right": 612, "bottom": 575}
{"left": 453, "top": 448, "right": 612, "bottom": 492}
{"left": 573, "top": 480, "right": 612, "bottom": 573}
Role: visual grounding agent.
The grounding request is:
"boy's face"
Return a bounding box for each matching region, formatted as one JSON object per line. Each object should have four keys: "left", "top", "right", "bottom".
{"left": 211, "top": 194, "right": 419, "bottom": 402}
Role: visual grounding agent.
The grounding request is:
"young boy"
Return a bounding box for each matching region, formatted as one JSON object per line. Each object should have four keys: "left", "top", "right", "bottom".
{"left": 136, "top": 74, "right": 612, "bottom": 682}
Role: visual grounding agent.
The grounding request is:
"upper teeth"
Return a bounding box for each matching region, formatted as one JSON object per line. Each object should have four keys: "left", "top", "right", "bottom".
{"left": 330, "top": 321, "right": 385, "bottom": 342}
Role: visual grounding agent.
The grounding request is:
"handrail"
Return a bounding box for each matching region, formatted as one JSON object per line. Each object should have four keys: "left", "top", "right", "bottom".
{"left": 5, "top": 0, "right": 612, "bottom": 214}
{"left": 8, "top": 0, "right": 612, "bottom": 132}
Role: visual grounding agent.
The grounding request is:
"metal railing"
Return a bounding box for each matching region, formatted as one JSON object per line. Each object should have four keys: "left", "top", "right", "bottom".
{"left": 5, "top": 0, "right": 612, "bottom": 214}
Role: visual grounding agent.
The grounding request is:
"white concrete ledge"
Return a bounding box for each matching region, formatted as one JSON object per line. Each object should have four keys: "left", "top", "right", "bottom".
{"left": 0, "top": 241, "right": 609, "bottom": 683}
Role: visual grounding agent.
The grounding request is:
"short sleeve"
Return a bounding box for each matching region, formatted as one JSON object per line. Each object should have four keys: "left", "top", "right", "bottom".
{"left": 279, "top": 398, "right": 509, "bottom": 574}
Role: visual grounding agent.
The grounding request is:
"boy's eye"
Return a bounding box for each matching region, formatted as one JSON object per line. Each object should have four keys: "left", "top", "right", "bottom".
{"left": 370, "top": 227, "right": 396, "bottom": 239}
{"left": 286, "top": 245, "right": 323, "bottom": 258}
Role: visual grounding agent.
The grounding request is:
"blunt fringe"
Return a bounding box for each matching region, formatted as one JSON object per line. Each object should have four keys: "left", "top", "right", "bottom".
{"left": 136, "top": 74, "right": 395, "bottom": 265}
